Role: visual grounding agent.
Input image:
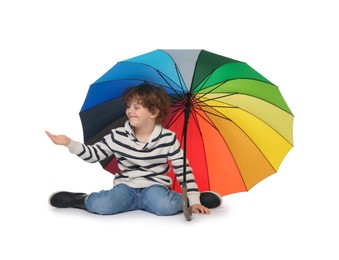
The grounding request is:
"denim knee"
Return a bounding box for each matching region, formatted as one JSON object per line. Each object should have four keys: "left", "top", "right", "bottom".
{"left": 141, "top": 185, "right": 182, "bottom": 216}
{"left": 85, "top": 184, "right": 136, "bottom": 215}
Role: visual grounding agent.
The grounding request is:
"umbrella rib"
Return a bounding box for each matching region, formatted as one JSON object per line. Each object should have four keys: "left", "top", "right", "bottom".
{"left": 208, "top": 96, "right": 293, "bottom": 146}
{"left": 200, "top": 100, "right": 293, "bottom": 146}
{"left": 157, "top": 70, "right": 185, "bottom": 92}
{"left": 155, "top": 70, "right": 187, "bottom": 102}
{"left": 192, "top": 107, "right": 250, "bottom": 191}
{"left": 174, "top": 64, "right": 187, "bottom": 92}
{"left": 114, "top": 61, "right": 186, "bottom": 102}
{"left": 194, "top": 77, "right": 250, "bottom": 99}
{"left": 194, "top": 92, "right": 238, "bottom": 105}
{"left": 192, "top": 69, "right": 217, "bottom": 93}
{"left": 194, "top": 90, "right": 293, "bottom": 146}
{"left": 193, "top": 80, "right": 225, "bottom": 99}
{"left": 230, "top": 121, "right": 279, "bottom": 173}
{"left": 188, "top": 109, "right": 213, "bottom": 191}
{"left": 200, "top": 78, "right": 294, "bottom": 116}
{"left": 194, "top": 106, "right": 278, "bottom": 186}
{"left": 194, "top": 106, "right": 233, "bottom": 125}
{"left": 165, "top": 107, "right": 185, "bottom": 129}
{"left": 199, "top": 104, "right": 291, "bottom": 172}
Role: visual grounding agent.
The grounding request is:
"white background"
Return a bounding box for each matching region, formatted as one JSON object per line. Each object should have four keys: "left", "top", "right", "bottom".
{"left": 1, "top": 0, "right": 338, "bottom": 259}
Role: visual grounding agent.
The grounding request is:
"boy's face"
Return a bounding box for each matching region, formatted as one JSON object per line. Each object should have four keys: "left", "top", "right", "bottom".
{"left": 126, "top": 99, "right": 158, "bottom": 129}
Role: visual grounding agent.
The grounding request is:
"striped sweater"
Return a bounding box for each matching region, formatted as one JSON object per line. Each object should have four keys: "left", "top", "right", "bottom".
{"left": 67, "top": 121, "right": 201, "bottom": 206}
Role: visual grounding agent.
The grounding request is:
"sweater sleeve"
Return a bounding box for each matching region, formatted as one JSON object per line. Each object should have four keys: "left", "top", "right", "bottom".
{"left": 66, "top": 133, "right": 114, "bottom": 163}
{"left": 168, "top": 136, "right": 201, "bottom": 206}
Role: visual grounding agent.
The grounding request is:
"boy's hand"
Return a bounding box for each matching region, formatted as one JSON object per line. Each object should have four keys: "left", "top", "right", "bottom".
{"left": 45, "top": 131, "right": 71, "bottom": 146}
{"left": 191, "top": 204, "right": 211, "bottom": 214}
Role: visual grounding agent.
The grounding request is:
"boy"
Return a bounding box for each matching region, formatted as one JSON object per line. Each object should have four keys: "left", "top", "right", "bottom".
{"left": 46, "top": 83, "right": 222, "bottom": 216}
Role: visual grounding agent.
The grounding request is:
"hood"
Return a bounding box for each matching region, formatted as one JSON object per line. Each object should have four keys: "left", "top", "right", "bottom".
{"left": 124, "top": 121, "right": 163, "bottom": 150}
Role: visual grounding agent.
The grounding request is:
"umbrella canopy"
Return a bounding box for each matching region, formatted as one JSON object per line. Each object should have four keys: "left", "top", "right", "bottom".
{"left": 80, "top": 49, "right": 294, "bottom": 197}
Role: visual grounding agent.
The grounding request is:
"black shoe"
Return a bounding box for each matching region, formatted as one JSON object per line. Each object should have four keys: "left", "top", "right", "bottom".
{"left": 49, "top": 191, "right": 87, "bottom": 210}
{"left": 200, "top": 191, "right": 223, "bottom": 209}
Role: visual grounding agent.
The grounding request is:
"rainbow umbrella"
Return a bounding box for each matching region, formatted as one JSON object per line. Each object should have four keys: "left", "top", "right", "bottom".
{"left": 80, "top": 49, "right": 294, "bottom": 217}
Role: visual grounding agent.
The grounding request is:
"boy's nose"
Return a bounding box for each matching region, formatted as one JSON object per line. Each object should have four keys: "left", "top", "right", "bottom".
{"left": 126, "top": 108, "right": 133, "bottom": 115}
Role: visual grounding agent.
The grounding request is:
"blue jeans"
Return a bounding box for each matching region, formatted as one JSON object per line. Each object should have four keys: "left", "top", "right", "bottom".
{"left": 85, "top": 184, "right": 183, "bottom": 216}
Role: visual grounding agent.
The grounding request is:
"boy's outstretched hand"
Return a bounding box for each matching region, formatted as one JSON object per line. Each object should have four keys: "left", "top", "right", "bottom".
{"left": 45, "top": 131, "right": 71, "bottom": 146}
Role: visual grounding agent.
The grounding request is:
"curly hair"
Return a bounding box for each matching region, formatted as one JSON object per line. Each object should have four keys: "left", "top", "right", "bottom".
{"left": 123, "top": 83, "right": 171, "bottom": 123}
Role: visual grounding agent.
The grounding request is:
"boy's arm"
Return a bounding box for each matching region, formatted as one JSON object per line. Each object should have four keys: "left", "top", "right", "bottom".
{"left": 46, "top": 130, "right": 114, "bottom": 163}
{"left": 168, "top": 136, "right": 201, "bottom": 206}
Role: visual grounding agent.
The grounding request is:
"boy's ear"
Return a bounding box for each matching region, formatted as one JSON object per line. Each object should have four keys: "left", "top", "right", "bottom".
{"left": 151, "top": 108, "right": 160, "bottom": 118}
